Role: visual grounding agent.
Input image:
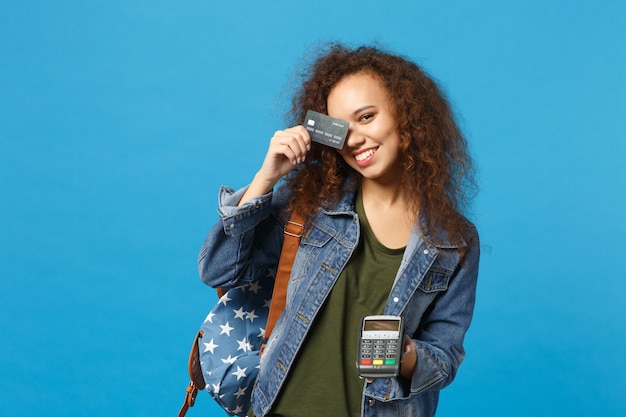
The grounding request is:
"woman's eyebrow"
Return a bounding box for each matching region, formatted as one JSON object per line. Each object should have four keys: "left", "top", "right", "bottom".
{"left": 352, "top": 105, "right": 376, "bottom": 116}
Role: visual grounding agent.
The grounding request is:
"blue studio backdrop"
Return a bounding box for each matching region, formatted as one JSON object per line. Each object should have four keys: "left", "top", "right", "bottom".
{"left": 1, "top": 1, "right": 624, "bottom": 416}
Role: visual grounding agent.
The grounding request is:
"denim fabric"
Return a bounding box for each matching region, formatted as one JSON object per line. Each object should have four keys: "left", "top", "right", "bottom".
{"left": 198, "top": 184, "right": 480, "bottom": 417}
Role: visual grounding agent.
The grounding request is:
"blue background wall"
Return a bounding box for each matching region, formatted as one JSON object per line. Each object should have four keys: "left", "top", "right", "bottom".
{"left": 1, "top": 1, "right": 624, "bottom": 416}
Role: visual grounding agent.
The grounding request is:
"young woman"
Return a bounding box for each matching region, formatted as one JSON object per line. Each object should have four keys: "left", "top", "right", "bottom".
{"left": 198, "top": 44, "right": 480, "bottom": 417}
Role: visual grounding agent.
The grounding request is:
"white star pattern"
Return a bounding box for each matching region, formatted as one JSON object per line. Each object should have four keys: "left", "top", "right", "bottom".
{"left": 234, "top": 387, "right": 247, "bottom": 398}
{"left": 267, "top": 266, "right": 277, "bottom": 278}
{"left": 203, "top": 338, "right": 219, "bottom": 354}
{"left": 219, "top": 322, "right": 234, "bottom": 336}
{"left": 218, "top": 292, "right": 232, "bottom": 306}
{"left": 248, "top": 281, "right": 262, "bottom": 294}
{"left": 204, "top": 311, "right": 215, "bottom": 323}
{"left": 233, "top": 306, "right": 247, "bottom": 320}
{"left": 236, "top": 337, "right": 249, "bottom": 353}
{"left": 246, "top": 310, "right": 258, "bottom": 322}
{"left": 231, "top": 366, "right": 248, "bottom": 381}
{"left": 221, "top": 355, "right": 237, "bottom": 364}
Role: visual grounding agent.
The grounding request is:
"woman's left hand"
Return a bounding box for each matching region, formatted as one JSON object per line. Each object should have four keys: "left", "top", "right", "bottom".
{"left": 399, "top": 335, "right": 417, "bottom": 380}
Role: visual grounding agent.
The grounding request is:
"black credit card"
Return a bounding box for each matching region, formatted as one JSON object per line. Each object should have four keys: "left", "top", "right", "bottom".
{"left": 304, "top": 110, "right": 349, "bottom": 149}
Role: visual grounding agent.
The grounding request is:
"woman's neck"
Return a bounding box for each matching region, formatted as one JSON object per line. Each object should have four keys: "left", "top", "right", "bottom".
{"left": 359, "top": 180, "right": 417, "bottom": 249}
{"left": 361, "top": 178, "right": 408, "bottom": 210}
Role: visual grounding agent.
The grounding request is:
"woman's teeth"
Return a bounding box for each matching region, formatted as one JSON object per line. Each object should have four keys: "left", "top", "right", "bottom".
{"left": 355, "top": 149, "right": 376, "bottom": 162}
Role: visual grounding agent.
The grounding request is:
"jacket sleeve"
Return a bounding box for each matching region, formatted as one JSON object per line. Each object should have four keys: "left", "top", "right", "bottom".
{"left": 197, "top": 185, "right": 285, "bottom": 289}
{"left": 409, "top": 228, "right": 480, "bottom": 394}
{"left": 366, "top": 227, "right": 480, "bottom": 402}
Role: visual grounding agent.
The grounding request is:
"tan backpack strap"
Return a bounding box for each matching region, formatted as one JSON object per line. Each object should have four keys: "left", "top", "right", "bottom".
{"left": 215, "top": 213, "right": 303, "bottom": 302}
{"left": 260, "top": 213, "right": 304, "bottom": 354}
{"left": 215, "top": 212, "right": 304, "bottom": 333}
{"left": 178, "top": 382, "right": 196, "bottom": 417}
{"left": 179, "top": 330, "right": 205, "bottom": 417}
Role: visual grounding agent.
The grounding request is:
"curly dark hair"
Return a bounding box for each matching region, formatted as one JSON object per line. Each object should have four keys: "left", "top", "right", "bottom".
{"left": 283, "top": 43, "right": 477, "bottom": 248}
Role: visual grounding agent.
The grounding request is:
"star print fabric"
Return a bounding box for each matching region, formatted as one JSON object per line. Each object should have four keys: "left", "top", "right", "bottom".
{"left": 198, "top": 265, "right": 275, "bottom": 416}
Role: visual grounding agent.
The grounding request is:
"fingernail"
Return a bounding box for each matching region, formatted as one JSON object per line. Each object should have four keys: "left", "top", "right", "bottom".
{"left": 307, "top": 144, "right": 311, "bottom": 151}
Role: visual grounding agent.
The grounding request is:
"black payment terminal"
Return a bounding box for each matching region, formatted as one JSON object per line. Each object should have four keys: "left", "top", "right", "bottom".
{"left": 357, "top": 315, "right": 404, "bottom": 378}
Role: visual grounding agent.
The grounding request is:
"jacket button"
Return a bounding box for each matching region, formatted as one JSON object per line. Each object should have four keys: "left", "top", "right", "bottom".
{"left": 423, "top": 249, "right": 429, "bottom": 254}
{"left": 393, "top": 297, "right": 399, "bottom": 303}
{"left": 368, "top": 398, "right": 376, "bottom": 406}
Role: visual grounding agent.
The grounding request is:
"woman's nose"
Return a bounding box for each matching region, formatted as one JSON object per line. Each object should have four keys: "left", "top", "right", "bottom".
{"left": 345, "top": 124, "right": 365, "bottom": 148}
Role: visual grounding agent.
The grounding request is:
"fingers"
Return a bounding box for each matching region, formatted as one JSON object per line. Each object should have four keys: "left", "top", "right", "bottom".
{"left": 270, "top": 125, "right": 311, "bottom": 165}
{"left": 255, "top": 125, "right": 312, "bottom": 187}
{"left": 399, "top": 335, "right": 417, "bottom": 380}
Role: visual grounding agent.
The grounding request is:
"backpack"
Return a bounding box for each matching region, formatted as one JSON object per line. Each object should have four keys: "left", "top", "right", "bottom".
{"left": 179, "top": 214, "right": 304, "bottom": 416}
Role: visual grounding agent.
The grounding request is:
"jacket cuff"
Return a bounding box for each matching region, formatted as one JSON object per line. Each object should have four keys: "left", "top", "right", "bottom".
{"left": 408, "top": 341, "right": 449, "bottom": 394}
{"left": 217, "top": 185, "right": 273, "bottom": 236}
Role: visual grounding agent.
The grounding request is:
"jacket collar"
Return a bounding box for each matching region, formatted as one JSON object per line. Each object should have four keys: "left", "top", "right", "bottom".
{"left": 326, "top": 180, "right": 464, "bottom": 249}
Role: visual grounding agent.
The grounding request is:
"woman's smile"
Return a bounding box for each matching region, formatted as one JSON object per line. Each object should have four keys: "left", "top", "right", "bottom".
{"left": 354, "top": 147, "right": 378, "bottom": 165}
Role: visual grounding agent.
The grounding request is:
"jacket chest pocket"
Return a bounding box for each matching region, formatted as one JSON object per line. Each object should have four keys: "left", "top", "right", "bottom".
{"left": 288, "top": 226, "right": 335, "bottom": 288}
{"left": 402, "top": 266, "right": 454, "bottom": 334}
{"left": 417, "top": 266, "right": 452, "bottom": 293}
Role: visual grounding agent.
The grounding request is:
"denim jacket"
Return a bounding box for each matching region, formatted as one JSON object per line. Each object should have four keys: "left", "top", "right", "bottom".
{"left": 198, "top": 183, "right": 480, "bottom": 417}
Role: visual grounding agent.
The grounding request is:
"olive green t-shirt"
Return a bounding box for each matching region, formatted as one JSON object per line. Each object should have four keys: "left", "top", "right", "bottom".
{"left": 267, "top": 190, "right": 404, "bottom": 417}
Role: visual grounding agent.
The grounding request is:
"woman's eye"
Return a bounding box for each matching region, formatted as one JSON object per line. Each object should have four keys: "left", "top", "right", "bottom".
{"left": 359, "top": 113, "right": 374, "bottom": 122}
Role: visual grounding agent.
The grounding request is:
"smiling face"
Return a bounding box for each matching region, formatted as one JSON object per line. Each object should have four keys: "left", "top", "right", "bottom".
{"left": 327, "top": 72, "right": 404, "bottom": 185}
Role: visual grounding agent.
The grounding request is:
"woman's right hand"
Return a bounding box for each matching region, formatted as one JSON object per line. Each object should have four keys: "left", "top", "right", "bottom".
{"left": 238, "top": 125, "right": 311, "bottom": 206}
{"left": 258, "top": 125, "right": 311, "bottom": 185}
